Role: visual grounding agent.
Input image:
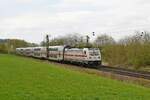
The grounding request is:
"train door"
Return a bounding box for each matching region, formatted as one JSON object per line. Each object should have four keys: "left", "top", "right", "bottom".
{"left": 83, "top": 48, "right": 89, "bottom": 60}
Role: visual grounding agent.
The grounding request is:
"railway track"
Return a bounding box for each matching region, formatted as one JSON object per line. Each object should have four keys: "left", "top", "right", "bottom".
{"left": 47, "top": 60, "right": 150, "bottom": 80}
{"left": 44, "top": 60, "right": 150, "bottom": 80}
{"left": 98, "top": 65, "right": 150, "bottom": 80}
{"left": 21, "top": 55, "right": 150, "bottom": 80}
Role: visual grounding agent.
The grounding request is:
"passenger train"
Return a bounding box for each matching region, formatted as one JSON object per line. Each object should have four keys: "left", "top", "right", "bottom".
{"left": 16, "top": 45, "right": 102, "bottom": 66}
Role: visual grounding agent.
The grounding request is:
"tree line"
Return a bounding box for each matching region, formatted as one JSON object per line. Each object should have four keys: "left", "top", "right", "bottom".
{"left": 0, "top": 31, "right": 149, "bottom": 70}
{"left": 40, "top": 31, "right": 150, "bottom": 70}
{"left": 0, "top": 39, "right": 37, "bottom": 53}
{"left": 100, "top": 31, "right": 150, "bottom": 70}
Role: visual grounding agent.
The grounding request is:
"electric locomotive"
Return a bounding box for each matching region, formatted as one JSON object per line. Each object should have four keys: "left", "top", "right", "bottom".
{"left": 16, "top": 45, "right": 102, "bottom": 66}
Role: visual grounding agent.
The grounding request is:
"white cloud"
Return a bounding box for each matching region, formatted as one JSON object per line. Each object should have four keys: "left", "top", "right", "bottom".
{"left": 63, "top": 0, "right": 97, "bottom": 4}
{"left": 0, "top": 0, "right": 150, "bottom": 43}
{"left": 15, "top": 0, "right": 33, "bottom": 4}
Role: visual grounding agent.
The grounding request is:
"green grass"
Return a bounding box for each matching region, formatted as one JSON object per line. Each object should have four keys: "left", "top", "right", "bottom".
{"left": 0, "top": 54, "right": 150, "bottom": 100}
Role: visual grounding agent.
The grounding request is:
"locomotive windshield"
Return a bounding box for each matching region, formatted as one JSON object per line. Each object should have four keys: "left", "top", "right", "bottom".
{"left": 88, "top": 48, "right": 100, "bottom": 56}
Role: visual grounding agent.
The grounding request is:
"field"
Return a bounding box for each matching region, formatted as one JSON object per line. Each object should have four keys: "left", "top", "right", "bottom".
{"left": 0, "top": 54, "right": 150, "bottom": 100}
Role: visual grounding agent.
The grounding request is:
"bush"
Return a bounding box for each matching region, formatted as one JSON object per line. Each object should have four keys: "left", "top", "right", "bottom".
{"left": 97, "top": 32, "right": 150, "bottom": 70}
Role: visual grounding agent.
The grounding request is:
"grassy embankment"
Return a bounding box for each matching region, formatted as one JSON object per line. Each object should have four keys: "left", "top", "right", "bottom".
{"left": 0, "top": 54, "right": 150, "bottom": 100}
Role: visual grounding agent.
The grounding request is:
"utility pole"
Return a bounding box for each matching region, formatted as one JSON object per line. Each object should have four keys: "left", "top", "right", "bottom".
{"left": 86, "top": 35, "right": 90, "bottom": 47}
{"left": 46, "top": 35, "right": 49, "bottom": 58}
{"left": 7, "top": 39, "right": 10, "bottom": 54}
{"left": 86, "top": 32, "right": 95, "bottom": 48}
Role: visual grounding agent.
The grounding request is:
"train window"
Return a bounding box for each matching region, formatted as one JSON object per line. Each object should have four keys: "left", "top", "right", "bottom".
{"left": 49, "top": 48, "right": 58, "bottom": 51}
{"left": 89, "top": 48, "right": 99, "bottom": 50}
{"left": 34, "top": 48, "right": 41, "bottom": 51}
{"left": 89, "top": 52, "right": 99, "bottom": 56}
{"left": 84, "top": 51, "right": 86, "bottom": 54}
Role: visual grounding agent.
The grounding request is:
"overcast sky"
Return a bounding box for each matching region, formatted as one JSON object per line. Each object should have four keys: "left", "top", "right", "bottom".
{"left": 0, "top": 0, "right": 150, "bottom": 43}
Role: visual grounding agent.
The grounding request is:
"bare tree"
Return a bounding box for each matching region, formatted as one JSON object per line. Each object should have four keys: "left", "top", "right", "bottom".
{"left": 94, "top": 34, "right": 116, "bottom": 46}
{"left": 119, "top": 31, "right": 150, "bottom": 45}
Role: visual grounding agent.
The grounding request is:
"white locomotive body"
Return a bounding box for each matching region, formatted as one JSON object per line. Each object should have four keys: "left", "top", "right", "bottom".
{"left": 64, "top": 48, "right": 101, "bottom": 65}
{"left": 16, "top": 45, "right": 102, "bottom": 66}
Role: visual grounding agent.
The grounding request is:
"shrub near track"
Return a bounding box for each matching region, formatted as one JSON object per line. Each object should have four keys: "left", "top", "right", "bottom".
{"left": 0, "top": 54, "right": 150, "bottom": 100}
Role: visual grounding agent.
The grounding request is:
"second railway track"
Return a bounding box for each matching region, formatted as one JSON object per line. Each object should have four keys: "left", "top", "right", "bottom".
{"left": 98, "top": 65, "right": 150, "bottom": 80}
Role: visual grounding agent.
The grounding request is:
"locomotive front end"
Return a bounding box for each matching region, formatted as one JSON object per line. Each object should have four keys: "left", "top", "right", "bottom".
{"left": 84, "top": 48, "right": 101, "bottom": 65}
